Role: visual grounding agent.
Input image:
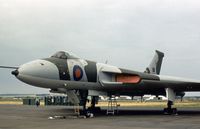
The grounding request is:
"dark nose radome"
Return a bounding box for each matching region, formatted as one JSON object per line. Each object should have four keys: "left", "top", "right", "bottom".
{"left": 11, "top": 70, "right": 19, "bottom": 76}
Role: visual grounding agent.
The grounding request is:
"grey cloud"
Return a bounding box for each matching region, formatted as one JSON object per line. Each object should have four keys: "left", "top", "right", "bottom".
{"left": 0, "top": 0, "right": 200, "bottom": 95}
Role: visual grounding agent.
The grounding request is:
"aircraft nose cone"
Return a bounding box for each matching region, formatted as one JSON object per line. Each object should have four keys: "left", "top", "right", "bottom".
{"left": 17, "top": 59, "right": 59, "bottom": 80}
{"left": 11, "top": 69, "right": 19, "bottom": 76}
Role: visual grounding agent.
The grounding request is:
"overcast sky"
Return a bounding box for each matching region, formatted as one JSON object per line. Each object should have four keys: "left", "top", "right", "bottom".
{"left": 0, "top": 0, "right": 200, "bottom": 96}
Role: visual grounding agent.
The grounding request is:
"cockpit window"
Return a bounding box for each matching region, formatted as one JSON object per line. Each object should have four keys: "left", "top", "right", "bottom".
{"left": 51, "top": 51, "right": 79, "bottom": 59}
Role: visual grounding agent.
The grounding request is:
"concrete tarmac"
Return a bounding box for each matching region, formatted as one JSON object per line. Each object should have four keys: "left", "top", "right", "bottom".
{"left": 0, "top": 105, "right": 200, "bottom": 129}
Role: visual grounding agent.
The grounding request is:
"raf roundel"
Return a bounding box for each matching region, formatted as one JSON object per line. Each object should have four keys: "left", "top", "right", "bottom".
{"left": 73, "top": 65, "right": 83, "bottom": 81}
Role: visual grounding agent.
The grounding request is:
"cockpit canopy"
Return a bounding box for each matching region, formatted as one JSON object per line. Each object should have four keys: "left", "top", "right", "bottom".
{"left": 51, "top": 51, "right": 79, "bottom": 59}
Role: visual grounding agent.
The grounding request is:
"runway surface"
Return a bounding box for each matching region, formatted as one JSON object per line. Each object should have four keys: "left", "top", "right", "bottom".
{"left": 0, "top": 105, "right": 200, "bottom": 129}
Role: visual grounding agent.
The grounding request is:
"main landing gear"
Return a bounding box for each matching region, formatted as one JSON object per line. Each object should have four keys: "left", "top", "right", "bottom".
{"left": 81, "top": 96, "right": 101, "bottom": 117}
{"left": 163, "top": 88, "right": 178, "bottom": 115}
{"left": 163, "top": 100, "right": 177, "bottom": 115}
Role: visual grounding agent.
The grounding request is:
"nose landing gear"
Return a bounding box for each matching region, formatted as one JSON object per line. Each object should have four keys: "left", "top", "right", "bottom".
{"left": 80, "top": 95, "right": 101, "bottom": 117}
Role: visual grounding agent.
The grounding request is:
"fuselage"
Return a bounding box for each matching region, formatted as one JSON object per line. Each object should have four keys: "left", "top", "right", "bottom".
{"left": 12, "top": 51, "right": 199, "bottom": 97}
{"left": 13, "top": 51, "right": 156, "bottom": 95}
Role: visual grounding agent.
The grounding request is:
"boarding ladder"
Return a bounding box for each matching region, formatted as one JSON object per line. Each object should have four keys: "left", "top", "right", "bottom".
{"left": 66, "top": 90, "right": 80, "bottom": 115}
{"left": 106, "top": 96, "right": 119, "bottom": 115}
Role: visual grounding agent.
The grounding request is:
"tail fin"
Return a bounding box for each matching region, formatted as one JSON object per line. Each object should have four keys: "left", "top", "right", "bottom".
{"left": 144, "top": 50, "right": 164, "bottom": 75}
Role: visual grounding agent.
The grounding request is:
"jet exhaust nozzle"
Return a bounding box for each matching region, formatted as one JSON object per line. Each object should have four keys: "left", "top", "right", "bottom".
{"left": 11, "top": 70, "right": 19, "bottom": 76}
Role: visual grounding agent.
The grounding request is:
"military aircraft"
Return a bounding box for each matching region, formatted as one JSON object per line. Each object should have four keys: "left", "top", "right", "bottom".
{"left": 1, "top": 50, "right": 200, "bottom": 114}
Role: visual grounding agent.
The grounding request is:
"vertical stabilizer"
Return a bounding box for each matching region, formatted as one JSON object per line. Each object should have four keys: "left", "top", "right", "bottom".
{"left": 144, "top": 50, "right": 164, "bottom": 75}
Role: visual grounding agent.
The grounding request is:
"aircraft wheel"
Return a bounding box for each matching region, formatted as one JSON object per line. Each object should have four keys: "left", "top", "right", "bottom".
{"left": 163, "top": 108, "right": 178, "bottom": 115}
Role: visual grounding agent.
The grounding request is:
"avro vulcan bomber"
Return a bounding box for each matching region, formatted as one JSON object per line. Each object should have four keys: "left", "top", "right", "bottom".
{"left": 1, "top": 50, "right": 199, "bottom": 114}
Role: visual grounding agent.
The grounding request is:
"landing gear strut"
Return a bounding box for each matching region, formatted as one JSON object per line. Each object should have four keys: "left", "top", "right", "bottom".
{"left": 88, "top": 96, "right": 101, "bottom": 113}
{"left": 91, "top": 96, "right": 96, "bottom": 108}
{"left": 79, "top": 90, "right": 88, "bottom": 116}
{"left": 163, "top": 88, "right": 178, "bottom": 115}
